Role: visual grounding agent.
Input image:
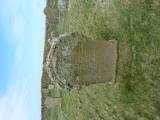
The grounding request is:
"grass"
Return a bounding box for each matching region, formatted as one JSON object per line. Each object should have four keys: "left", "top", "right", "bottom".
{"left": 48, "top": 0, "right": 160, "bottom": 119}
{"left": 58, "top": 0, "right": 111, "bottom": 40}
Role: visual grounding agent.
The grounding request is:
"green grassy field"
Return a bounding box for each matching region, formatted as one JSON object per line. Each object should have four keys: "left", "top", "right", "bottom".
{"left": 48, "top": 0, "right": 160, "bottom": 119}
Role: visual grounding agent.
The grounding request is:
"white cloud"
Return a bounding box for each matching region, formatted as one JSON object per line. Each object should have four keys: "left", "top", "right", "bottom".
{"left": 0, "top": 79, "right": 29, "bottom": 120}
{"left": 12, "top": 15, "right": 25, "bottom": 43}
{"left": 0, "top": 0, "right": 45, "bottom": 120}
{"left": 0, "top": 0, "right": 28, "bottom": 119}
{"left": 0, "top": 0, "right": 26, "bottom": 44}
{"left": 15, "top": 46, "right": 23, "bottom": 64}
{"left": 10, "top": 16, "right": 25, "bottom": 73}
{"left": 0, "top": 0, "right": 26, "bottom": 20}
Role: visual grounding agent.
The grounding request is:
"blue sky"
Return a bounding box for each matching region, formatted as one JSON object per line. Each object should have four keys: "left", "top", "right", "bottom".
{"left": 0, "top": 0, "right": 46, "bottom": 120}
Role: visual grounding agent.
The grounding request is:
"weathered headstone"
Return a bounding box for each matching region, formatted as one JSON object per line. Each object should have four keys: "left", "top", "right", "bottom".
{"left": 42, "top": 88, "right": 49, "bottom": 95}
{"left": 55, "top": 33, "right": 117, "bottom": 87}
{"left": 68, "top": 39, "right": 117, "bottom": 85}
{"left": 44, "top": 97, "right": 61, "bottom": 109}
{"left": 44, "top": 7, "right": 59, "bottom": 25}
{"left": 42, "top": 107, "right": 48, "bottom": 120}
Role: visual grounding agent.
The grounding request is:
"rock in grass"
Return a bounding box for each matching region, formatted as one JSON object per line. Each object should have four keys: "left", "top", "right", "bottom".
{"left": 44, "top": 97, "right": 61, "bottom": 109}
{"left": 48, "top": 84, "right": 54, "bottom": 90}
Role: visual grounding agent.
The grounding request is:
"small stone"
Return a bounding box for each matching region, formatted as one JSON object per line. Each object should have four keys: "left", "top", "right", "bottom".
{"left": 108, "top": 81, "right": 113, "bottom": 85}
{"left": 48, "top": 84, "right": 54, "bottom": 90}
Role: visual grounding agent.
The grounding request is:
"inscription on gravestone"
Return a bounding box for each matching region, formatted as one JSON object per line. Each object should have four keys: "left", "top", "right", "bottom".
{"left": 56, "top": 33, "right": 117, "bottom": 87}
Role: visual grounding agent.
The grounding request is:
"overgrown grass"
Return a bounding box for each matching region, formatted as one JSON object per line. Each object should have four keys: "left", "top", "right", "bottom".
{"left": 59, "top": 0, "right": 111, "bottom": 40}
{"left": 113, "top": 0, "right": 160, "bottom": 116}
{"left": 48, "top": 0, "right": 160, "bottom": 119}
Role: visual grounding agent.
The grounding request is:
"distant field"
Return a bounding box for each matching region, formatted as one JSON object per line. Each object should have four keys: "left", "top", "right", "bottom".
{"left": 48, "top": 0, "right": 160, "bottom": 120}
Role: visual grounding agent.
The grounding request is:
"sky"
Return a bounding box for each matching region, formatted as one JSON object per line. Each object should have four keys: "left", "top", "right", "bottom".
{"left": 0, "top": 0, "right": 46, "bottom": 120}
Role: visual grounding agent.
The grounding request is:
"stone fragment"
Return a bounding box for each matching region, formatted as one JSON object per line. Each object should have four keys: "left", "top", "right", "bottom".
{"left": 48, "top": 84, "right": 54, "bottom": 90}
{"left": 44, "top": 97, "right": 61, "bottom": 109}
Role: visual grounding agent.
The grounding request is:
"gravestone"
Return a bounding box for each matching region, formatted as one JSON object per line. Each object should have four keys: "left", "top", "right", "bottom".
{"left": 44, "top": 7, "right": 59, "bottom": 25}
{"left": 42, "top": 88, "right": 49, "bottom": 96}
{"left": 44, "top": 97, "right": 61, "bottom": 109}
{"left": 55, "top": 33, "right": 117, "bottom": 87}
